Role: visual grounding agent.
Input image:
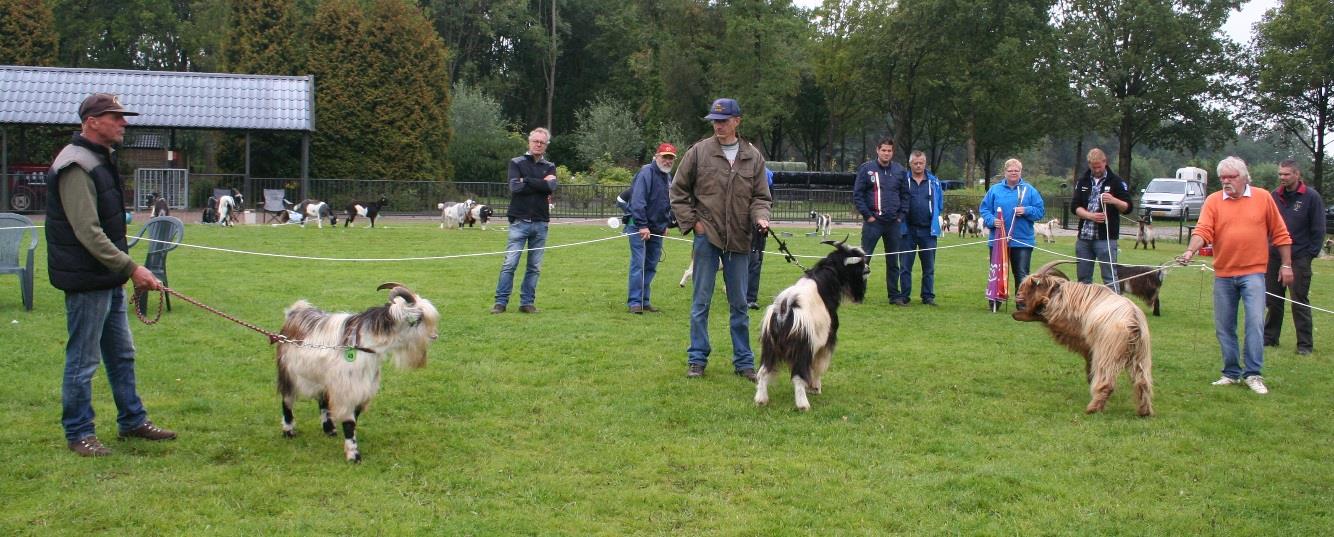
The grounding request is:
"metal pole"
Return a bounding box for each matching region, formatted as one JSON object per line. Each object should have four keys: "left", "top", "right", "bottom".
{"left": 1, "top": 127, "right": 8, "bottom": 211}
{"left": 301, "top": 132, "right": 310, "bottom": 200}
{"left": 242, "top": 131, "right": 252, "bottom": 204}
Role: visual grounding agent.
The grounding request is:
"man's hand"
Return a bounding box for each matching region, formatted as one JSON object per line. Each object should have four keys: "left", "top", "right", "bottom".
{"left": 543, "top": 174, "right": 557, "bottom": 182}
{"left": 1176, "top": 250, "right": 1194, "bottom": 266}
{"left": 1279, "top": 266, "right": 1294, "bottom": 286}
{"left": 756, "top": 219, "right": 769, "bottom": 232}
{"left": 637, "top": 227, "right": 651, "bottom": 240}
{"left": 867, "top": 216, "right": 877, "bottom": 223}
{"left": 1014, "top": 206, "right": 1026, "bottom": 217}
{"left": 694, "top": 222, "right": 706, "bottom": 234}
{"left": 1089, "top": 212, "right": 1107, "bottom": 223}
{"left": 130, "top": 266, "right": 162, "bottom": 291}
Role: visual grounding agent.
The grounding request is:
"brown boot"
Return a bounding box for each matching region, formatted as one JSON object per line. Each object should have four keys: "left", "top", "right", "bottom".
{"left": 119, "top": 420, "right": 177, "bottom": 441}
{"left": 69, "top": 435, "right": 112, "bottom": 457}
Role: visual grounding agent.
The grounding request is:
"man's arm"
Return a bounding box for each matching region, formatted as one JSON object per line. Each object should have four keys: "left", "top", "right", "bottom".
{"left": 669, "top": 149, "right": 699, "bottom": 234}
{"left": 852, "top": 166, "right": 871, "bottom": 219}
{"left": 629, "top": 167, "right": 651, "bottom": 227}
{"left": 59, "top": 167, "right": 136, "bottom": 278}
{"left": 1025, "top": 187, "right": 1045, "bottom": 221}
{"left": 895, "top": 167, "right": 909, "bottom": 222}
{"left": 749, "top": 158, "right": 772, "bottom": 230}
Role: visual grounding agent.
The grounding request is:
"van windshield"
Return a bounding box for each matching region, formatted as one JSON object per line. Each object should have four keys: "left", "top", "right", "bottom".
{"left": 1146, "top": 181, "right": 1185, "bottom": 194}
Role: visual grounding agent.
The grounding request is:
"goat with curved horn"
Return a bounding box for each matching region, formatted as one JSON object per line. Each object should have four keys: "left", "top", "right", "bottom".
{"left": 376, "top": 282, "right": 416, "bottom": 305}
{"left": 1034, "top": 259, "right": 1077, "bottom": 280}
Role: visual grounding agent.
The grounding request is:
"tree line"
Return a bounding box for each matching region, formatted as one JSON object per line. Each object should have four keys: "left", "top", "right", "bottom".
{"left": 0, "top": 0, "right": 1329, "bottom": 193}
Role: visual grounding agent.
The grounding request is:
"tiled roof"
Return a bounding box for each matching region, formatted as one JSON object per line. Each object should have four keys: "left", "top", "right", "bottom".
{"left": 0, "top": 65, "right": 314, "bottom": 131}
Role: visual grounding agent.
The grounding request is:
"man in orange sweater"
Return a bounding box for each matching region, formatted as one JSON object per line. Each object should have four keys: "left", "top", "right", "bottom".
{"left": 1178, "top": 157, "right": 1293, "bottom": 395}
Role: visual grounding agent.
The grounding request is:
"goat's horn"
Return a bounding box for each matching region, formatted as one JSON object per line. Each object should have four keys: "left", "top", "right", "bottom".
{"left": 377, "top": 282, "right": 417, "bottom": 305}
{"left": 819, "top": 235, "right": 851, "bottom": 248}
{"left": 1035, "top": 260, "right": 1076, "bottom": 276}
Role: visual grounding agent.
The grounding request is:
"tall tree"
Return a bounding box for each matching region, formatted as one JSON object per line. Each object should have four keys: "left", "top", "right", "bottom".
{"left": 1059, "top": 0, "right": 1240, "bottom": 187}
{"left": 447, "top": 83, "right": 524, "bottom": 182}
{"left": 52, "top": 0, "right": 188, "bottom": 69}
{"left": 1249, "top": 0, "right": 1334, "bottom": 192}
{"left": 222, "top": 0, "right": 301, "bottom": 75}
{"left": 0, "top": 0, "right": 58, "bottom": 65}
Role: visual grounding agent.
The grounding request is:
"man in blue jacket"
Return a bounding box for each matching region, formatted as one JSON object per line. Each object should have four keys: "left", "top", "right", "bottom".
{"left": 854, "top": 137, "right": 909, "bottom": 303}
{"left": 980, "top": 158, "right": 1045, "bottom": 310}
{"left": 625, "top": 142, "right": 677, "bottom": 313}
{"left": 898, "top": 151, "right": 945, "bottom": 306}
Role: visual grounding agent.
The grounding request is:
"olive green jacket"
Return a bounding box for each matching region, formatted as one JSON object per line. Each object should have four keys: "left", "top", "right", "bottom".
{"left": 669, "top": 136, "right": 772, "bottom": 253}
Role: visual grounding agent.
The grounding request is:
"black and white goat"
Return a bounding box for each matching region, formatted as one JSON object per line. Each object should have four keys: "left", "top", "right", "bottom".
{"left": 217, "top": 190, "right": 243, "bottom": 226}
{"left": 345, "top": 196, "right": 388, "bottom": 228}
{"left": 291, "top": 199, "right": 336, "bottom": 228}
{"left": 147, "top": 192, "right": 170, "bottom": 217}
{"left": 437, "top": 199, "right": 474, "bottom": 229}
{"left": 469, "top": 204, "right": 494, "bottom": 229}
{"left": 276, "top": 283, "right": 440, "bottom": 462}
{"left": 1133, "top": 217, "right": 1155, "bottom": 249}
{"left": 809, "top": 210, "right": 832, "bottom": 237}
{"left": 756, "top": 239, "right": 869, "bottom": 411}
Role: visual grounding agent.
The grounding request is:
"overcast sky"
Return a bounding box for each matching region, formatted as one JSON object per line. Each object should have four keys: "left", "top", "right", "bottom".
{"left": 791, "top": 0, "right": 1279, "bottom": 45}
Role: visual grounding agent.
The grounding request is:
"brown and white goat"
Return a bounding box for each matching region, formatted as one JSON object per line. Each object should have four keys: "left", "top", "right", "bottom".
{"left": 1133, "top": 217, "right": 1155, "bottom": 249}
{"left": 276, "top": 283, "right": 440, "bottom": 462}
{"left": 1033, "top": 218, "right": 1059, "bottom": 243}
{"left": 756, "top": 240, "right": 869, "bottom": 411}
{"left": 1012, "top": 261, "right": 1154, "bottom": 416}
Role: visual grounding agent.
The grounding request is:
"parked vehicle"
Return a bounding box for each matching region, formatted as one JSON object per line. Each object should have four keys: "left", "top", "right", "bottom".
{"left": 6, "top": 164, "right": 48, "bottom": 212}
{"left": 940, "top": 180, "right": 965, "bottom": 190}
{"left": 1140, "top": 167, "right": 1207, "bottom": 219}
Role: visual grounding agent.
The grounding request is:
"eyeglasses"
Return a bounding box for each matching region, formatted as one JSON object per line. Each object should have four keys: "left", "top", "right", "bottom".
{"left": 528, "top": 139, "right": 548, "bottom": 145}
{"left": 1220, "top": 174, "right": 1240, "bottom": 180}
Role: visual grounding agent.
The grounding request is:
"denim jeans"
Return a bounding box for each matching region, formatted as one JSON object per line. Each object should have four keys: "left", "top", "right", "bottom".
{"left": 494, "top": 220, "right": 548, "bottom": 307}
{"left": 860, "top": 218, "right": 901, "bottom": 300}
{"left": 1075, "top": 238, "right": 1120, "bottom": 293}
{"left": 688, "top": 233, "right": 753, "bottom": 371}
{"left": 1009, "top": 246, "right": 1033, "bottom": 295}
{"left": 747, "top": 229, "right": 767, "bottom": 304}
{"left": 625, "top": 224, "right": 663, "bottom": 308}
{"left": 1214, "top": 273, "right": 1266, "bottom": 379}
{"left": 1264, "top": 255, "right": 1314, "bottom": 351}
{"left": 62, "top": 287, "right": 148, "bottom": 442}
{"left": 898, "top": 226, "right": 937, "bottom": 301}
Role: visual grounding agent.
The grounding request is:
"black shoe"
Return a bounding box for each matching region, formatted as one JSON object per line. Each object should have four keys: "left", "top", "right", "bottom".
{"left": 736, "top": 368, "right": 758, "bottom": 383}
{"left": 490, "top": 304, "right": 506, "bottom": 314}
{"left": 642, "top": 305, "right": 662, "bottom": 313}
{"left": 686, "top": 364, "right": 705, "bottom": 378}
{"left": 519, "top": 305, "right": 539, "bottom": 314}
{"left": 1263, "top": 340, "right": 1278, "bottom": 348}
{"left": 1296, "top": 347, "right": 1312, "bottom": 356}
{"left": 922, "top": 299, "right": 937, "bottom": 306}
{"left": 747, "top": 302, "right": 760, "bottom": 310}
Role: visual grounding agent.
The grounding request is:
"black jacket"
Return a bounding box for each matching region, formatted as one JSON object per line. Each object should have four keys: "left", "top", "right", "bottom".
{"left": 506, "top": 154, "right": 558, "bottom": 222}
{"left": 45, "top": 135, "right": 131, "bottom": 292}
{"left": 1271, "top": 182, "right": 1326, "bottom": 259}
{"left": 1070, "top": 167, "right": 1133, "bottom": 240}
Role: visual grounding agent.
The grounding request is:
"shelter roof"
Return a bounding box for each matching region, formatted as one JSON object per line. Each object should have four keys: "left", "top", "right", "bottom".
{"left": 0, "top": 65, "right": 314, "bottom": 131}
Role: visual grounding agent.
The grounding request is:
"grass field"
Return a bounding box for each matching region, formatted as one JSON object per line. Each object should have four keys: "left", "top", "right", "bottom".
{"left": 3, "top": 218, "right": 1331, "bottom": 535}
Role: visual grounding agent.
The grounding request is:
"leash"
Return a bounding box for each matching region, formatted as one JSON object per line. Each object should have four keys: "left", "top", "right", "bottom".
{"left": 130, "top": 287, "right": 374, "bottom": 353}
{"left": 766, "top": 227, "right": 808, "bottom": 271}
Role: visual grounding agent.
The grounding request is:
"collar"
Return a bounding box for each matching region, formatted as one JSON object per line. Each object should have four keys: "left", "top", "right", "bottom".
{"left": 1282, "top": 181, "right": 1307, "bottom": 196}
{"left": 523, "top": 152, "right": 550, "bottom": 165}
{"left": 1222, "top": 184, "right": 1252, "bottom": 200}
{"left": 71, "top": 133, "right": 114, "bottom": 159}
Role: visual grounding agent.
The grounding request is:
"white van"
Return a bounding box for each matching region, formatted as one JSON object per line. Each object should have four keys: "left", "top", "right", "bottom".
{"left": 1140, "top": 167, "right": 1207, "bottom": 219}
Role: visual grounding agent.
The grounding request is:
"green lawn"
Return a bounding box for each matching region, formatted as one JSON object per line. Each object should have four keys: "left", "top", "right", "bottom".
{"left": 2, "top": 219, "right": 1330, "bottom": 535}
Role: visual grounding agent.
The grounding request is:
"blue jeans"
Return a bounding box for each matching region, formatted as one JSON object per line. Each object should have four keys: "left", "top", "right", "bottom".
{"left": 1214, "top": 273, "right": 1266, "bottom": 379}
{"left": 860, "top": 218, "right": 902, "bottom": 300}
{"left": 688, "top": 233, "right": 753, "bottom": 371}
{"left": 62, "top": 287, "right": 148, "bottom": 442}
{"left": 747, "top": 229, "right": 767, "bottom": 304}
{"left": 494, "top": 220, "right": 548, "bottom": 307}
{"left": 625, "top": 224, "right": 663, "bottom": 307}
{"left": 1076, "top": 238, "right": 1120, "bottom": 293}
{"left": 898, "top": 226, "right": 937, "bottom": 301}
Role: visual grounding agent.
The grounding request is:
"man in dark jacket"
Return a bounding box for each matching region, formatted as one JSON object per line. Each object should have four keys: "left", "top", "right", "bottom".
{"left": 48, "top": 93, "right": 176, "bottom": 457}
{"left": 1071, "top": 148, "right": 1133, "bottom": 292}
{"left": 625, "top": 142, "right": 677, "bottom": 314}
{"left": 853, "top": 137, "right": 909, "bottom": 303}
{"left": 1264, "top": 160, "right": 1325, "bottom": 355}
{"left": 492, "top": 127, "right": 559, "bottom": 314}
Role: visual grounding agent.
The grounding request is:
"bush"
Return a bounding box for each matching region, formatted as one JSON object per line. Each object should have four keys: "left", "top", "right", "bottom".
{"left": 570, "top": 158, "right": 635, "bottom": 186}
{"left": 572, "top": 97, "right": 642, "bottom": 167}
{"left": 448, "top": 83, "right": 525, "bottom": 182}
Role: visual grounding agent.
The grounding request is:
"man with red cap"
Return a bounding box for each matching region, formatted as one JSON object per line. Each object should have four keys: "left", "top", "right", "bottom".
{"left": 46, "top": 93, "right": 176, "bottom": 457}
{"left": 625, "top": 142, "right": 678, "bottom": 313}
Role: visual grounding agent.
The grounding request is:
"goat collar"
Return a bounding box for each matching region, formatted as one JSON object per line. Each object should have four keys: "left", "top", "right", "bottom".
{"left": 341, "top": 317, "right": 377, "bottom": 356}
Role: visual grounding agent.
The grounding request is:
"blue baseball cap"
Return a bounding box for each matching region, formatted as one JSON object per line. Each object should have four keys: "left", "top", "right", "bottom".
{"left": 703, "top": 98, "right": 741, "bottom": 120}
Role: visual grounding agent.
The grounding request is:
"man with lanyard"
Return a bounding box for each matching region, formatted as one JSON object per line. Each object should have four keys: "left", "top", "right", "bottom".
{"left": 897, "top": 150, "right": 944, "bottom": 306}
{"left": 1263, "top": 160, "right": 1324, "bottom": 355}
{"left": 1071, "top": 148, "right": 1132, "bottom": 292}
{"left": 853, "top": 137, "right": 909, "bottom": 304}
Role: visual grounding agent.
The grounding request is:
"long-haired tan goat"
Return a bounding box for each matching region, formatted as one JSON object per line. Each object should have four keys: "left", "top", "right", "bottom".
{"left": 276, "top": 283, "right": 439, "bottom": 462}
{"left": 1012, "top": 261, "right": 1154, "bottom": 416}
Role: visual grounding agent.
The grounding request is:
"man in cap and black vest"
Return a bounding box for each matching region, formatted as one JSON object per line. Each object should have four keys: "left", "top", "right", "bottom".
{"left": 47, "top": 93, "right": 176, "bottom": 457}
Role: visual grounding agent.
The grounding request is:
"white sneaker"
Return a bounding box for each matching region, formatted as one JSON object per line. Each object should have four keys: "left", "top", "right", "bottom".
{"left": 1211, "top": 376, "right": 1242, "bottom": 386}
{"left": 1243, "top": 376, "right": 1269, "bottom": 395}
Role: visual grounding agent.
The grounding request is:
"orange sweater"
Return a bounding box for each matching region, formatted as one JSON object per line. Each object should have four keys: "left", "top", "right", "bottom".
{"left": 1193, "top": 186, "right": 1292, "bottom": 277}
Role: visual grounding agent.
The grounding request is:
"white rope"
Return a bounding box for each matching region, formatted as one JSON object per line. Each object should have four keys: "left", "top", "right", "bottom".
{"left": 135, "top": 233, "right": 631, "bottom": 262}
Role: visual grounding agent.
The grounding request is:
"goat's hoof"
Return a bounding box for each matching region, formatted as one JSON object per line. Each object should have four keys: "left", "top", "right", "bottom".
{"left": 282, "top": 429, "right": 295, "bottom": 438}
{"left": 755, "top": 397, "right": 769, "bottom": 406}
{"left": 809, "top": 387, "right": 822, "bottom": 395}
{"left": 347, "top": 453, "right": 362, "bottom": 463}
{"left": 796, "top": 404, "right": 811, "bottom": 412}
{"left": 322, "top": 424, "right": 337, "bottom": 436}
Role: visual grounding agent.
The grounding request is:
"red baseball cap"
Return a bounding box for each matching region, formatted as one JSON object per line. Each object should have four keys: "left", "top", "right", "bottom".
{"left": 656, "top": 143, "right": 677, "bottom": 157}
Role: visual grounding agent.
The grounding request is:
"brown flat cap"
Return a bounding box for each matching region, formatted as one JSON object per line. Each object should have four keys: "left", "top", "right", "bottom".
{"left": 78, "top": 93, "right": 139, "bottom": 121}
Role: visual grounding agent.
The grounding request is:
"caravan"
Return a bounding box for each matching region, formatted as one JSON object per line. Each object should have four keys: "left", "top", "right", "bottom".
{"left": 1140, "top": 167, "right": 1207, "bottom": 219}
